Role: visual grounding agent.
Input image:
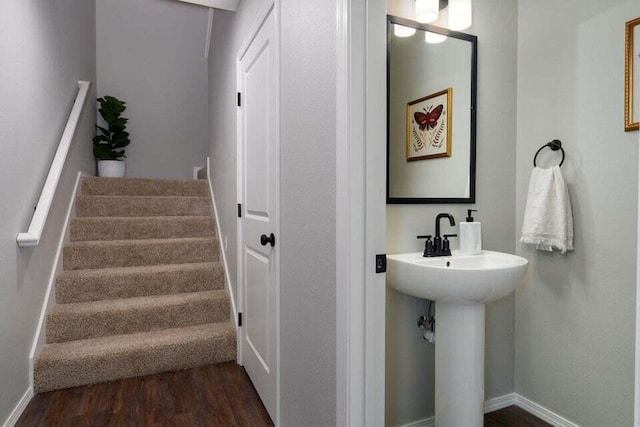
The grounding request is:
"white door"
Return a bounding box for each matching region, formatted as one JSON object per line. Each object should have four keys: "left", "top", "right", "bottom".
{"left": 237, "top": 6, "right": 279, "bottom": 423}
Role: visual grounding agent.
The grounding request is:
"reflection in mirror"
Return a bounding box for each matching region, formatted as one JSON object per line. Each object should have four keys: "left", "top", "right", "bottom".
{"left": 387, "top": 15, "right": 477, "bottom": 204}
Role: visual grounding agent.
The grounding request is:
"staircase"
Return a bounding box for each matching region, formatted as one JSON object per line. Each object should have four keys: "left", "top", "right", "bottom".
{"left": 34, "top": 176, "right": 236, "bottom": 393}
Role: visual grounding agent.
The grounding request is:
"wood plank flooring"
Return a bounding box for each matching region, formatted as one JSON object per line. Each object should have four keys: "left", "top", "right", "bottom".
{"left": 485, "top": 406, "right": 552, "bottom": 427}
{"left": 16, "top": 362, "right": 273, "bottom": 427}
{"left": 17, "top": 361, "right": 550, "bottom": 426}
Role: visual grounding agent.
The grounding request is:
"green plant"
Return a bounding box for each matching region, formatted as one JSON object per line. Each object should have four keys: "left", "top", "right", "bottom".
{"left": 93, "top": 96, "right": 130, "bottom": 160}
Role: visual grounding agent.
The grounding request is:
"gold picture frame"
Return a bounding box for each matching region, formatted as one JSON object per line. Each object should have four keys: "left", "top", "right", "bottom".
{"left": 625, "top": 17, "right": 640, "bottom": 132}
{"left": 406, "top": 88, "right": 453, "bottom": 161}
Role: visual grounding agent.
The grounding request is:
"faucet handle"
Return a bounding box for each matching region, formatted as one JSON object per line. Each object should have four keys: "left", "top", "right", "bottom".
{"left": 442, "top": 234, "right": 457, "bottom": 254}
{"left": 417, "top": 235, "right": 432, "bottom": 240}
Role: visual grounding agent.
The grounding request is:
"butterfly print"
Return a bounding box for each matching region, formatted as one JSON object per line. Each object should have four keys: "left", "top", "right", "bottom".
{"left": 414, "top": 104, "right": 444, "bottom": 131}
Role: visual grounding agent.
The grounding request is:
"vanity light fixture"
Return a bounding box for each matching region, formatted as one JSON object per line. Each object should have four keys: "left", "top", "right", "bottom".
{"left": 448, "top": 0, "right": 472, "bottom": 31}
{"left": 415, "top": 0, "right": 439, "bottom": 24}
{"left": 425, "top": 6, "right": 448, "bottom": 44}
{"left": 393, "top": 0, "right": 416, "bottom": 37}
{"left": 394, "top": 0, "right": 417, "bottom": 37}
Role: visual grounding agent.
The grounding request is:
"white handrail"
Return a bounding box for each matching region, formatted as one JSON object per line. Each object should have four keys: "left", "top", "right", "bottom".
{"left": 17, "top": 80, "right": 91, "bottom": 247}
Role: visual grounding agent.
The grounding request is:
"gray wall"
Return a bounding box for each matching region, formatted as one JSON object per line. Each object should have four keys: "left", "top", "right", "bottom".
{"left": 0, "top": 0, "right": 96, "bottom": 422}
{"left": 208, "top": 1, "right": 337, "bottom": 425}
{"left": 385, "top": 0, "right": 518, "bottom": 425}
{"left": 96, "top": 0, "right": 209, "bottom": 179}
{"left": 515, "top": 1, "right": 640, "bottom": 426}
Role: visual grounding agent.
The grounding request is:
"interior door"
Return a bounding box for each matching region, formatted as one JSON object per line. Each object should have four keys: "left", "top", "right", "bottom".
{"left": 238, "top": 7, "right": 278, "bottom": 423}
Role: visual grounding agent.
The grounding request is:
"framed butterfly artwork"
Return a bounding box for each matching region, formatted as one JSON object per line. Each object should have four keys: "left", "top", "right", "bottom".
{"left": 406, "top": 88, "right": 453, "bottom": 161}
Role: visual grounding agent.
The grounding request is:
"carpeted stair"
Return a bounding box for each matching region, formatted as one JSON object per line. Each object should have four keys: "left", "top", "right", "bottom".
{"left": 34, "top": 177, "right": 236, "bottom": 393}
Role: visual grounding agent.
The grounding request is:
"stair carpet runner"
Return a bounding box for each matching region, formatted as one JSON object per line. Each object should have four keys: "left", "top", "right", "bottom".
{"left": 34, "top": 176, "right": 236, "bottom": 393}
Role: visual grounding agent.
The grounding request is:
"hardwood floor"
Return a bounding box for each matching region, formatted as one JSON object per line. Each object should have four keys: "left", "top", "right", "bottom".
{"left": 485, "top": 405, "right": 552, "bottom": 427}
{"left": 16, "top": 362, "right": 273, "bottom": 427}
{"left": 17, "top": 362, "right": 549, "bottom": 427}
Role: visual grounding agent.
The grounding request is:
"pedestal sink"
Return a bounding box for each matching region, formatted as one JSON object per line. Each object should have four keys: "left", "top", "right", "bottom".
{"left": 387, "top": 250, "right": 528, "bottom": 427}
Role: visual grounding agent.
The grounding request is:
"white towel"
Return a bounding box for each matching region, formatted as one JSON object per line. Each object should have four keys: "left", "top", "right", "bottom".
{"left": 520, "top": 166, "right": 573, "bottom": 253}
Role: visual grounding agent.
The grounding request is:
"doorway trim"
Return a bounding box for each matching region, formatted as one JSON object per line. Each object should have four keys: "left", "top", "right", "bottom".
{"left": 336, "top": 0, "right": 387, "bottom": 426}
{"left": 236, "top": 1, "right": 280, "bottom": 424}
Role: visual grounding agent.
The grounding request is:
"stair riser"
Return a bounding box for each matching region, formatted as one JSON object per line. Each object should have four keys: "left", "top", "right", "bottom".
{"left": 81, "top": 177, "right": 209, "bottom": 197}
{"left": 47, "top": 296, "right": 230, "bottom": 343}
{"left": 34, "top": 332, "right": 236, "bottom": 393}
{"left": 70, "top": 217, "right": 215, "bottom": 241}
{"left": 76, "top": 196, "right": 211, "bottom": 217}
{"left": 56, "top": 265, "right": 224, "bottom": 304}
{"left": 63, "top": 240, "right": 219, "bottom": 270}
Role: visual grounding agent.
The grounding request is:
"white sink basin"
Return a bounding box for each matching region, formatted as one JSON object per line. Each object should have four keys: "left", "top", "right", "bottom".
{"left": 387, "top": 250, "right": 528, "bottom": 304}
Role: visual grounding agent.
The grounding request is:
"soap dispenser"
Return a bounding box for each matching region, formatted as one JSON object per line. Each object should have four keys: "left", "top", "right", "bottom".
{"left": 460, "top": 209, "right": 482, "bottom": 255}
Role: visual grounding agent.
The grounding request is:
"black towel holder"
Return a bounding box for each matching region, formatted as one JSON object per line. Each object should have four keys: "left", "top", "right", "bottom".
{"left": 533, "top": 139, "right": 565, "bottom": 167}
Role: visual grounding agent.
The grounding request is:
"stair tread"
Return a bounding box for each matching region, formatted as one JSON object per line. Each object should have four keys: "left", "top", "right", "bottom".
{"left": 72, "top": 215, "right": 215, "bottom": 220}
{"left": 81, "top": 177, "right": 209, "bottom": 197}
{"left": 65, "top": 236, "right": 217, "bottom": 247}
{"left": 78, "top": 195, "right": 210, "bottom": 199}
{"left": 70, "top": 216, "right": 216, "bottom": 241}
{"left": 83, "top": 177, "right": 207, "bottom": 185}
{"left": 38, "top": 322, "right": 235, "bottom": 361}
{"left": 58, "top": 261, "right": 221, "bottom": 279}
{"left": 50, "top": 290, "right": 228, "bottom": 316}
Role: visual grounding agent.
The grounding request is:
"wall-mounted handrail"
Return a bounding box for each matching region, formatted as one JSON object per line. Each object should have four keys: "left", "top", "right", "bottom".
{"left": 17, "top": 80, "right": 91, "bottom": 247}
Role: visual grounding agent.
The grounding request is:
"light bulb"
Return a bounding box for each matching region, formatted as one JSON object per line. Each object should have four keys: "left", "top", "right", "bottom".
{"left": 394, "top": 24, "right": 416, "bottom": 38}
{"left": 425, "top": 6, "right": 447, "bottom": 44}
{"left": 448, "top": 0, "right": 472, "bottom": 31}
{"left": 425, "top": 31, "right": 446, "bottom": 44}
{"left": 415, "top": 0, "right": 439, "bottom": 24}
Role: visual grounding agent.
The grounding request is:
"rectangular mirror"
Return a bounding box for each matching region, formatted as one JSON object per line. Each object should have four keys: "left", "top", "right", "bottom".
{"left": 387, "top": 15, "right": 477, "bottom": 204}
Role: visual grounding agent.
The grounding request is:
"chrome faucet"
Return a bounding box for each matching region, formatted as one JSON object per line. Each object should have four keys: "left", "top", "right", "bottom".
{"left": 417, "top": 213, "right": 457, "bottom": 257}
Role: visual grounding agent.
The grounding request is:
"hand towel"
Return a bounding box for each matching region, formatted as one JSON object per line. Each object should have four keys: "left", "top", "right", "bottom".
{"left": 520, "top": 166, "right": 573, "bottom": 253}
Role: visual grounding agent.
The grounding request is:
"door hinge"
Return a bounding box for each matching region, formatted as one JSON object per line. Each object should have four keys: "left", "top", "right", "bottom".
{"left": 238, "top": 203, "right": 242, "bottom": 218}
{"left": 237, "top": 92, "right": 242, "bottom": 107}
{"left": 238, "top": 312, "right": 243, "bottom": 327}
{"left": 376, "top": 254, "right": 387, "bottom": 273}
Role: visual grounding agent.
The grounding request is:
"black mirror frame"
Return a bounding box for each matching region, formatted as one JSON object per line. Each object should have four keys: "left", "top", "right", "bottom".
{"left": 386, "top": 14, "right": 478, "bottom": 204}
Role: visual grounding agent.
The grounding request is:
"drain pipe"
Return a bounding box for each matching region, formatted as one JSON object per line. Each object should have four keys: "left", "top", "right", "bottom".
{"left": 418, "top": 300, "right": 436, "bottom": 343}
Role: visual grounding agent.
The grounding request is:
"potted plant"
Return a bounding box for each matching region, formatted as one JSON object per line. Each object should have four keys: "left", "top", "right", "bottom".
{"left": 93, "top": 96, "right": 130, "bottom": 177}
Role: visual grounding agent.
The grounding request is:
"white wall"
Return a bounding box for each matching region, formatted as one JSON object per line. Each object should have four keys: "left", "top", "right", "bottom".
{"left": 0, "top": 0, "right": 96, "bottom": 421}
{"left": 385, "top": 1, "right": 518, "bottom": 425}
{"left": 96, "top": 0, "right": 209, "bottom": 179}
{"left": 209, "top": 1, "right": 337, "bottom": 425}
{"left": 515, "top": 1, "right": 640, "bottom": 426}
{"left": 278, "top": 1, "right": 336, "bottom": 424}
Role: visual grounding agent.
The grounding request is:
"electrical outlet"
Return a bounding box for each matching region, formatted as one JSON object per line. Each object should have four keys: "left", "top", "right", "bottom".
{"left": 224, "top": 236, "right": 228, "bottom": 252}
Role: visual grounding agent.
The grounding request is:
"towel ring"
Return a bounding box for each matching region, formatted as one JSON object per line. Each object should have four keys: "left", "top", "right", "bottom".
{"left": 533, "top": 139, "right": 565, "bottom": 167}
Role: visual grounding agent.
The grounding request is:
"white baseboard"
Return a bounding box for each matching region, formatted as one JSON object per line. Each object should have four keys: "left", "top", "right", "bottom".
{"left": 204, "top": 158, "right": 238, "bottom": 336}
{"left": 28, "top": 171, "right": 83, "bottom": 390}
{"left": 400, "top": 416, "right": 435, "bottom": 427}
{"left": 397, "top": 392, "right": 578, "bottom": 427}
{"left": 515, "top": 394, "right": 579, "bottom": 427}
{"left": 2, "top": 388, "right": 34, "bottom": 427}
{"left": 485, "top": 392, "right": 516, "bottom": 413}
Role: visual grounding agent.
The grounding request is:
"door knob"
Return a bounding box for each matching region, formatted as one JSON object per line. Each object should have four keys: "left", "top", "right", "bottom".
{"left": 260, "top": 233, "right": 275, "bottom": 247}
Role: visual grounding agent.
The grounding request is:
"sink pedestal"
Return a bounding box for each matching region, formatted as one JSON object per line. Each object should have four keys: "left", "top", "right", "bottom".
{"left": 435, "top": 302, "right": 485, "bottom": 427}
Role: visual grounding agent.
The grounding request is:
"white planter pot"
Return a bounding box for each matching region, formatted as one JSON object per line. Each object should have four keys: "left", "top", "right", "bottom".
{"left": 98, "top": 160, "right": 126, "bottom": 177}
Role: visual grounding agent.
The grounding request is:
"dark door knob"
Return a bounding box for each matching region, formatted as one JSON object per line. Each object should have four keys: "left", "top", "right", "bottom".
{"left": 260, "top": 233, "right": 275, "bottom": 247}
